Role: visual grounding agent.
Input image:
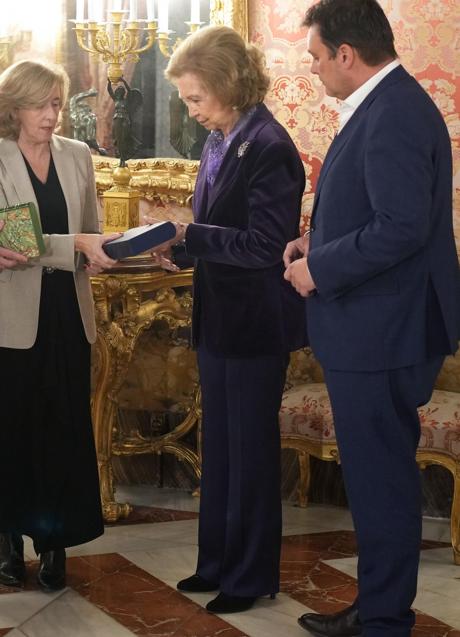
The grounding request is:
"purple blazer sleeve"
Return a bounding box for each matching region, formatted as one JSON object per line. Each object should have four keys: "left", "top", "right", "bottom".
{"left": 185, "top": 138, "right": 305, "bottom": 269}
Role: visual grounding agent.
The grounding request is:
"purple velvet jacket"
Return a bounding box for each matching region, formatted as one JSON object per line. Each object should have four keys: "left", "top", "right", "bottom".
{"left": 184, "top": 103, "right": 307, "bottom": 357}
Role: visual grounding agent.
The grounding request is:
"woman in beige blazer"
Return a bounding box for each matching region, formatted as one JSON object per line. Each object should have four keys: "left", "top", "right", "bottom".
{"left": 0, "top": 60, "right": 119, "bottom": 592}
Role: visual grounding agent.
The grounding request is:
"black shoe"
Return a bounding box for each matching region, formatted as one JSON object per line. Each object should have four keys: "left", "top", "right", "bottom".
{"left": 298, "top": 604, "right": 362, "bottom": 636}
{"left": 206, "top": 592, "right": 257, "bottom": 614}
{"left": 37, "top": 549, "right": 66, "bottom": 592}
{"left": 0, "top": 533, "right": 25, "bottom": 588}
{"left": 177, "top": 574, "right": 218, "bottom": 592}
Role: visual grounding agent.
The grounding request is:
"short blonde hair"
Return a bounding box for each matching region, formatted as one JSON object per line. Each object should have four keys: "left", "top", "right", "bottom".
{"left": 0, "top": 60, "right": 69, "bottom": 140}
{"left": 165, "top": 25, "right": 270, "bottom": 112}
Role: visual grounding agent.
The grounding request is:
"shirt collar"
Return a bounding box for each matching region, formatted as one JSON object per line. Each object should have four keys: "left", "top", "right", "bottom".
{"left": 339, "top": 59, "right": 400, "bottom": 130}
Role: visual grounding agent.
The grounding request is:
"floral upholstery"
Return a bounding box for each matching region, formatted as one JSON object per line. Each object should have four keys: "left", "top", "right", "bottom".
{"left": 418, "top": 390, "right": 460, "bottom": 459}
{"left": 280, "top": 383, "right": 460, "bottom": 461}
{"left": 280, "top": 383, "right": 334, "bottom": 441}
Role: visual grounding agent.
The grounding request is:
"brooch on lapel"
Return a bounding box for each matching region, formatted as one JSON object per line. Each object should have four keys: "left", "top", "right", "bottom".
{"left": 237, "top": 141, "right": 250, "bottom": 158}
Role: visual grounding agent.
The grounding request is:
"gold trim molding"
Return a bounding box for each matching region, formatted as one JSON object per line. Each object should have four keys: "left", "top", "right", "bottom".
{"left": 93, "top": 156, "right": 200, "bottom": 207}
{"left": 210, "top": 0, "right": 249, "bottom": 41}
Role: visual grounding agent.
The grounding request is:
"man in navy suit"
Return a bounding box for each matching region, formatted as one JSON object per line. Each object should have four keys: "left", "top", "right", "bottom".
{"left": 284, "top": 1, "right": 460, "bottom": 635}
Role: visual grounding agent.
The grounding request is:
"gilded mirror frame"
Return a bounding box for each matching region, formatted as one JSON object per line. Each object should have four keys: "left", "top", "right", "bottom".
{"left": 93, "top": 0, "right": 249, "bottom": 205}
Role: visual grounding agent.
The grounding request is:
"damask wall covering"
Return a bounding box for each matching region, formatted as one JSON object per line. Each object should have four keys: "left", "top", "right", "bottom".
{"left": 247, "top": 0, "right": 459, "bottom": 515}
{"left": 248, "top": 0, "right": 460, "bottom": 246}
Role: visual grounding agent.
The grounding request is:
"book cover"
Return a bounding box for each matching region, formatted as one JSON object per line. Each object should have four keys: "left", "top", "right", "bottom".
{"left": 0, "top": 202, "right": 45, "bottom": 258}
{"left": 103, "top": 221, "right": 177, "bottom": 259}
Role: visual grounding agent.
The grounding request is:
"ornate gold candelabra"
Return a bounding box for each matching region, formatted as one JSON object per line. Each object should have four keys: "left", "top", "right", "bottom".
{"left": 72, "top": 11, "right": 203, "bottom": 81}
{"left": 72, "top": 7, "right": 204, "bottom": 231}
{"left": 73, "top": 11, "right": 158, "bottom": 83}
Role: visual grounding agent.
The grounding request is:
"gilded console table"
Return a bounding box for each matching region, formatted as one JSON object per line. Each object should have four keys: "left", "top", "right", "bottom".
{"left": 90, "top": 260, "right": 199, "bottom": 522}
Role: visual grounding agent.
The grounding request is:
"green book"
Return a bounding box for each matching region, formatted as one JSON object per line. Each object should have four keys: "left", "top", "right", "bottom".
{"left": 0, "top": 202, "right": 45, "bottom": 258}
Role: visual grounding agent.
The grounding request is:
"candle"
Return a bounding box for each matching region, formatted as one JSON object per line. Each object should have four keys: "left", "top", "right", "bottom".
{"left": 146, "top": 0, "right": 155, "bottom": 21}
{"left": 76, "top": 0, "right": 85, "bottom": 22}
{"left": 112, "top": 0, "right": 122, "bottom": 10}
{"left": 190, "top": 0, "right": 200, "bottom": 24}
{"left": 158, "top": 0, "right": 168, "bottom": 32}
{"left": 129, "top": 0, "right": 138, "bottom": 20}
{"left": 88, "top": 0, "right": 96, "bottom": 20}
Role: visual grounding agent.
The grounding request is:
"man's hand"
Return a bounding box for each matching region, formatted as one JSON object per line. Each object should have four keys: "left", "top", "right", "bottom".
{"left": 283, "top": 233, "right": 310, "bottom": 267}
{"left": 284, "top": 257, "right": 316, "bottom": 297}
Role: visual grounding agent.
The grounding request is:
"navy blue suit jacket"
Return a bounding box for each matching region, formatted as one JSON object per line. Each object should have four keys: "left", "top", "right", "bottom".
{"left": 185, "top": 103, "right": 307, "bottom": 357}
{"left": 307, "top": 66, "right": 460, "bottom": 371}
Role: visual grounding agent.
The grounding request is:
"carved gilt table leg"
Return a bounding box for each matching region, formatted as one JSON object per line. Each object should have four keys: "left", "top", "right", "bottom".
{"left": 91, "top": 267, "right": 199, "bottom": 522}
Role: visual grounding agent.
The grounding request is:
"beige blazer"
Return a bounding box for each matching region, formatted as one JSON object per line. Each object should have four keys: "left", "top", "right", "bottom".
{"left": 0, "top": 135, "right": 101, "bottom": 348}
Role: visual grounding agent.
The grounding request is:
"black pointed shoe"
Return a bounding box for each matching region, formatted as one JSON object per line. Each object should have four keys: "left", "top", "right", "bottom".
{"left": 0, "top": 533, "right": 25, "bottom": 587}
{"left": 206, "top": 592, "right": 258, "bottom": 614}
{"left": 37, "top": 548, "right": 66, "bottom": 592}
{"left": 177, "top": 574, "right": 219, "bottom": 592}
{"left": 298, "top": 604, "right": 362, "bottom": 636}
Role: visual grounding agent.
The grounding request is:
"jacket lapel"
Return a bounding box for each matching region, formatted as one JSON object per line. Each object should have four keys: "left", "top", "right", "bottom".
{"left": 0, "top": 136, "right": 82, "bottom": 235}
{"left": 205, "top": 104, "right": 273, "bottom": 220}
{"left": 193, "top": 140, "right": 210, "bottom": 223}
{"left": 311, "top": 65, "right": 410, "bottom": 222}
{"left": 50, "top": 135, "right": 81, "bottom": 234}
{"left": 0, "top": 138, "right": 39, "bottom": 209}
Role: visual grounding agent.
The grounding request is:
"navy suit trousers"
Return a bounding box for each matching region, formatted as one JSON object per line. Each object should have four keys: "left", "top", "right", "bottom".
{"left": 196, "top": 347, "right": 289, "bottom": 597}
{"left": 323, "top": 356, "right": 444, "bottom": 637}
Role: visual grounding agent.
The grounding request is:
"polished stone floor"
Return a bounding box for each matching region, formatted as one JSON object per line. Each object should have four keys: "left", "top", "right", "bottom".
{"left": 0, "top": 486, "right": 459, "bottom": 636}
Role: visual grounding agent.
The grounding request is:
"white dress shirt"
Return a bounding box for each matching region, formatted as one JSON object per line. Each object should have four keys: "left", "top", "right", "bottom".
{"left": 338, "top": 59, "right": 401, "bottom": 132}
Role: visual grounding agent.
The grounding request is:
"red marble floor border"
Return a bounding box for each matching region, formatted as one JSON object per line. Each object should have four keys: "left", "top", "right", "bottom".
{"left": 0, "top": 629, "right": 13, "bottom": 636}
{"left": 0, "top": 554, "right": 248, "bottom": 636}
{"left": 280, "top": 531, "right": 459, "bottom": 636}
{"left": 0, "top": 529, "right": 457, "bottom": 637}
{"left": 70, "top": 553, "right": 248, "bottom": 636}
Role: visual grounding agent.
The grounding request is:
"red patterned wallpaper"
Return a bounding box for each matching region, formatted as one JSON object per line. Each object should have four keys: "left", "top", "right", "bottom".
{"left": 248, "top": 0, "right": 460, "bottom": 243}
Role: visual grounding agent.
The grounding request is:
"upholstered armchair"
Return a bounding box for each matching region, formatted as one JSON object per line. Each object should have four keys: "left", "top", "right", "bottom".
{"left": 279, "top": 349, "right": 460, "bottom": 565}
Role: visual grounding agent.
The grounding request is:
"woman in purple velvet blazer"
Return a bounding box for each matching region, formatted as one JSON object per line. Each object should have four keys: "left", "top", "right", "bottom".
{"left": 148, "top": 25, "right": 306, "bottom": 614}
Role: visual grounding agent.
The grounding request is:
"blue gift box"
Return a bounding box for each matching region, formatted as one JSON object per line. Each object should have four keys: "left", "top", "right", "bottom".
{"left": 103, "top": 221, "right": 176, "bottom": 259}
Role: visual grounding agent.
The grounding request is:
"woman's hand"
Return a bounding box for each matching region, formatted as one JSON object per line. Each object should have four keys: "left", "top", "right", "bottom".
{"left": 142, "top": 215, "right": 188, "bottom": 244}
{"left": 75, "top": 232, "right": 122, "bottom": 273}
{"left": 142, "top": 215, "right": 189, "bottom": 272}
{"left": 150, "top": 242, "right": 179, "bottom": 272}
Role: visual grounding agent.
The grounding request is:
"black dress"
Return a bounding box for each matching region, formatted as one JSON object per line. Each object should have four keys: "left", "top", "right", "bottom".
{"left": 0, "top": 156, "right": 104, "bottom": 554}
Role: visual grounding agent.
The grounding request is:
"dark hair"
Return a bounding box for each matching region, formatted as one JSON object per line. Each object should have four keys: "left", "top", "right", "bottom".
{"left": 303, "top": 0, "right": 397, "bottom": 66}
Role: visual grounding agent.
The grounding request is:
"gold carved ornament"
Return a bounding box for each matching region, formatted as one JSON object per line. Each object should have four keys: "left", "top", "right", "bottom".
{"left": 91, "top": 268, "right": 200, "bottom": 523}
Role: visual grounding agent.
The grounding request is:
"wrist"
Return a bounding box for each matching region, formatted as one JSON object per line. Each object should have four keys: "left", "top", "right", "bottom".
{"left": 175, "top": 222, "right": 188, "bottom": 244}
{"left": 74, "top": 234, "right": 85, "bottom": 252}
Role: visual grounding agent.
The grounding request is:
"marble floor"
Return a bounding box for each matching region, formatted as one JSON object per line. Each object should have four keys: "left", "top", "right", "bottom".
{"left": 0, "top": 486, "right": 459, "bottom": 637}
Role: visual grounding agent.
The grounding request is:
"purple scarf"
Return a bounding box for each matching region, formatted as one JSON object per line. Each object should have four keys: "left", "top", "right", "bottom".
{"left": 206, "top": 106, "right": 257, "bottom": 187}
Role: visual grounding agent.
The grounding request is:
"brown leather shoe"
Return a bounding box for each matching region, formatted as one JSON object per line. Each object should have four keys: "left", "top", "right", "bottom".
{"left": 298, "top": 604, "right": 362, "bottom": 636}
{"left": 0, "top": 533, "right": 25, "bottom": 588}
